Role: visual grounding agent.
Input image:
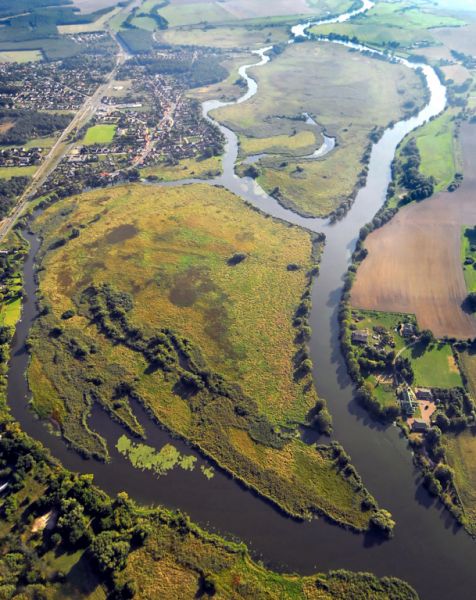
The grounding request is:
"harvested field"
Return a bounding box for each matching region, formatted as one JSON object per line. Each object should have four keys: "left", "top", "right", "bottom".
{"left": 215, "top": 0, "right": 354, "bottom": 19}
{"left": 433, "top": 23, "right": 476, "bottom": 56}
{"left": 352, "top": 122, "right": 476, "bottom": 339}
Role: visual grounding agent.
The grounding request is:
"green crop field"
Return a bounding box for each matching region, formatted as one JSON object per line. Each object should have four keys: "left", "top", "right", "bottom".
{"left": 403, "top": 342, "right": 463, "bottom": 388}
{"left": 213, "top": 41, "right": 425, "bottom": 217}
{"left": 0, "top": 165, "right": 36, "bottom": 178}
{"left": 310, "top": 0, "right": 465, "bottom": 51}
{"left": 160, "top": 2, "right": 233, "bottom": 27}
{"left": 0, "top": 50, "right": 42, "bottom": 62}
{"left": 414, "top": 109, "right": 460, "bottom": 192}
{"left": 462, "top": 226, "right": 476, "bottom": 293}
{"left": 28, "top": 183, "right": 380, "bottom": 528}
{"left": 82, "top": 124, "right": 117, "bottom": 145}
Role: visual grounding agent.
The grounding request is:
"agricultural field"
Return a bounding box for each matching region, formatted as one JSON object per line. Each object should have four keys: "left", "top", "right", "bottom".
{"left": 29, "top": 183, "right": 380, "bottom": 527}
{"left": 81, "top": 124, "right": 117, "bottom": 145}
{"left": 444, "top": 431, "right": 476, "bottom": 535}
{"left": 351, "top": 122, "right": 476, "bottom": 339}
{"left": 0, "top": 50, "right": 42, "bottom": 62}
{"left": 310, "top": 0, "right": 465, "bottom": 51}
{"left": 161, "top": 25, "right": 289, "bottom": 49}
{"left": 159, "top": 1, "right": 233, "bottom": 27}
{"left": 0, "top": 165, "right": 37, "bottom": 178}
{"left": 461, "top": 226, "right": 476, "bottom": 293}
{"left": 412, "top": 109, "right": 461, "bottom": 193}
{"left": 57, "top": 6, "right": 120, "bottom": 34}
{"left": 459, "top": 349, "right": 476, "bottom": 399}
{"left": 212, "top": 41, "right": 425, "bottom": 217}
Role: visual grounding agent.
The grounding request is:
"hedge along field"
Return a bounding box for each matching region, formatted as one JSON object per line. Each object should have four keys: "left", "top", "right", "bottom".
{"left": 212, "top": 41, "right": 426, "bottom": 218}
{"left": 29, "top": 183, "right": 379, "bottom": 527}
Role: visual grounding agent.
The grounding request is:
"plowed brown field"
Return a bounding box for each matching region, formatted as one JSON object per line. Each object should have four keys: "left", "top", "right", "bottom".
{"left": 351, "top": 122, "right": 476, "bottom": 339}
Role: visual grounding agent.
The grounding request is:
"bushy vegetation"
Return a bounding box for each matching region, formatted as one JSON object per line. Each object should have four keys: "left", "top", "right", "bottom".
{"left": 0, "top": 109, "right": 71, "bottom": 146}
{"left": 26, "top": 184, "right": 384, "bottom": 528}
{"left": 0, "top": 423, "right": 416, "bottom": 599}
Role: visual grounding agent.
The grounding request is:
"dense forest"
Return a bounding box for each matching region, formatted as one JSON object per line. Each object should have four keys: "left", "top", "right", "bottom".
{"left": 0, "top": 110, "right": 72, "bottom": 146}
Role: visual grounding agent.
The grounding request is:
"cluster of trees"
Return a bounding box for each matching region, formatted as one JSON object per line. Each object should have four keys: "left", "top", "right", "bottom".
{"left": 397, "top": 139, "right": 435, "bottom": 204}
{"left": 133, "top": 54, "right": 228, "bottom": 89}
{"left": 0, "top": 175, "right": 29, "bottom": 219}
{"left": 431, "top": 387, "right": 475, "bottom": 432}
{"left": 0, "top": 109, "right": 71, "bottom": 146}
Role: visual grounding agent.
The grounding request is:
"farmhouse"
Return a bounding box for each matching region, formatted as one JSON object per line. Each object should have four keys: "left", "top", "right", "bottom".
{"left": 400, "top": 323, "right": 415, "bottom": 338}
{"left": 400, "top": 387, "right": 418, "bottom": 415}
{"left": 415, "top": 387, "right": 433, "bottom": 401}
{"left": 352, "top": 329, "right": 369, "bottom": 345}
{"left": 411, "top": 419, "right": 429, "bottom": 433}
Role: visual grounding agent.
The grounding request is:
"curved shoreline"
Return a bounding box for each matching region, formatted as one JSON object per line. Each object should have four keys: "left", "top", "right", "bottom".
{"left": 7, "top": 2, "right": 476, "bottom": 599}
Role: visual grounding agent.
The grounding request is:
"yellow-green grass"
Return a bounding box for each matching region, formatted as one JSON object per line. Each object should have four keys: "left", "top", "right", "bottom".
{"left": 310, "top": 0, "right": 465, "bottom": 51}
{"left": 239, "top": 130, "right": 318, "bottom": 157}
{"left": 0, "top": 275, "right": 22, "bottom": 328}
{"left": 414, "top": 109, "right": 461, "bottom": 192}
{"left": 461, "top": 226, "right": 476, "bottom": 293}
{"left": 444, "top": 431, "right": 476, "bottom": 535}
{"left": 24, "top": 135, "right": 57, "bottom": 149}
{"left": 0, "top": 165, "right": 36, "bottom": 178}
{"left": 160, "top": 2, "right": 234, "bottom": 27}
{"left": 130, "top": 15, "right": 157, "bottom": 31}
{"left": 0, "top": 50, "right": 42, "bottom": 63}
{"left": 82, "top": 124, "right": 117, "bottom": 145}
{"left": 161, "top": 25, "right": 289, "bottom": 49}
{"left": 140, "top": 155, "right": 221, "bottom": 180}
{"left": 403, "top": 342, "right": 463, "bottom": 389}
{"left": 30, "top": 184, "right": 376, "bottom": 526}
{"left": 118, "top": 516, "right": 413, "bottom": 599}
{"left": 459, "top": 350, "right": 476, "bottom": 400}
{"left": 213, "top": 41, "right": 425, "bottom": 217}
{"left": 57, "top": 6, "right": 121, "bottom": 33}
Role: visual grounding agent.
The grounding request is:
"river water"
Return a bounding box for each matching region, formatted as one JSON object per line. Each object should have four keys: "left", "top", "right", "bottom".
{"left": 7, "top": 2, "right": 476, "bottom": 598}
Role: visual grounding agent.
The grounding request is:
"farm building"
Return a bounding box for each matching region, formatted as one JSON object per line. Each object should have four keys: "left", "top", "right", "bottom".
{"left": 415, "top": 388, "right": 433, "bottom": 401}
{"left": 411, "top": 419, "right": 429, "bottom": 433}
{"left": 352, "top": 329, "right": 369, "bottom": 344}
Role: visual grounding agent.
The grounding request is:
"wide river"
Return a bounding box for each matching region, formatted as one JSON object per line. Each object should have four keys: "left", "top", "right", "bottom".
{"left": 7, "top": 2, "right": 476, "bottom": 598}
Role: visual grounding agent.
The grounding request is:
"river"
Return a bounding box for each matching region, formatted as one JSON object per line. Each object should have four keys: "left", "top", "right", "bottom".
{"left": 7, "top": 2, "right": 476, "bottom": 599}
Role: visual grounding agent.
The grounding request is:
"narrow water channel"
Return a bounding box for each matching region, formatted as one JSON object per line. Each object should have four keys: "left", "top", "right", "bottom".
{"left": 7, "top": 2, "right": 476, "bottom": 599}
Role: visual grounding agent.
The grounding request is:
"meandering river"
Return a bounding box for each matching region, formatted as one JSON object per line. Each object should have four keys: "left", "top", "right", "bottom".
{"left": 7, "top": 2, "right": 476, "bottom": 598}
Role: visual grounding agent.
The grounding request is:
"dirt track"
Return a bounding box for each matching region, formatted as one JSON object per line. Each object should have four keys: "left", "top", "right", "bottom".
{"left": 351, "top": 122, "right": 476, "bottom": 339}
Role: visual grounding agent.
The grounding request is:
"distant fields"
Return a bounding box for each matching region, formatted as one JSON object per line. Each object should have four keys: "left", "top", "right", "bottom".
{"left": 29, "top": 183, "right": 378, "bottom": 526}
{"left": 213, "top": 41, "right": 425, "bottom": 217}
{"left": 0, "top": 50, "right": 42, "bottom": 63}
{"left": 310, "top": 0, "right": 465, "bottom": 50}
{"left": 82, "top": 124, "right": 117, "bottom": 145}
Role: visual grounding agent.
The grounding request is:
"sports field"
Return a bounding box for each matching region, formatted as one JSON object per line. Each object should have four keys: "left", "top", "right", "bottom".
{"left": 82, "top": 124, "right": 117, "bottom": 145}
